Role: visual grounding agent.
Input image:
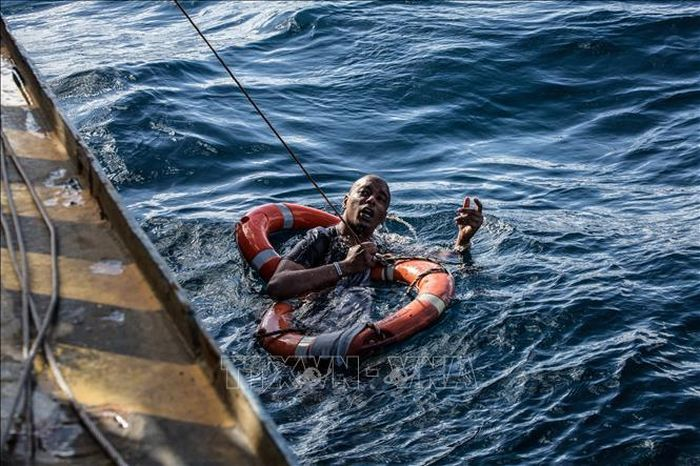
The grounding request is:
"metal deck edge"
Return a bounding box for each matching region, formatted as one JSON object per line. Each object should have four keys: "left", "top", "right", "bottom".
{"left": 0, "top": 15, "right": 297, "bottom": 466}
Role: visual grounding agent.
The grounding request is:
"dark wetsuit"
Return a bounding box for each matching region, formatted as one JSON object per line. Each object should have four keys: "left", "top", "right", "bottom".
{"left": 282, "top": 225, "right": 379, "bottom": 362}
{"left": 284, "top": 225, "right": 371, "bottom": 288}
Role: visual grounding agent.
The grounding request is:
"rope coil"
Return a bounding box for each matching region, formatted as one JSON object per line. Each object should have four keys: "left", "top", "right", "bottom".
{"left": 1, "top": 137, "right": 128, "bottom": 465}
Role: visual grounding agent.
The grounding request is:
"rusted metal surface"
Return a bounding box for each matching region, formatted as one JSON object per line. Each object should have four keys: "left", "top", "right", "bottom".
{"left": 1, "top": 17, "right": 295, "bottom": 465}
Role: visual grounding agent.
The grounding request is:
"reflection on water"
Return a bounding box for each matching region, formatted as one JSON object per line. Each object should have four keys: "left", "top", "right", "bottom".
{"left": 3, "top": 0, "right": 699, "bottom": 464}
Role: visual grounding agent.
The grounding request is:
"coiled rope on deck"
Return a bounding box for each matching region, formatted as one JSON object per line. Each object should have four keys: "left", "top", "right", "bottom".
{"left": 0, "top": 137, "right": 128, "bottom": 465}
{"left": 1, "top": 135, "right": 34, "bottom": 464}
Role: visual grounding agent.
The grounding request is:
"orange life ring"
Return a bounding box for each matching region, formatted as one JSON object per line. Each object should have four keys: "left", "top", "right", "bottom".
{"left": 235, "top": 203, "right": 338, "bottom": 281}
{"left": 235, "top": 203, "right": 455, "bottom": 359}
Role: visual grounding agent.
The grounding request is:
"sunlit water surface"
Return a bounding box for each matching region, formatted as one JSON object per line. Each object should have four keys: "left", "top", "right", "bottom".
{"left": 3, "top": 1, "right": 699, "bottom": 464}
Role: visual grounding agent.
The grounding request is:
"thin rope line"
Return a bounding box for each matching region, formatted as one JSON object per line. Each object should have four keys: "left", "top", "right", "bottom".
{"left": 0, "top": 136, "right": 33, "bottom": 462}
{"left": 0, "top": 214, "right": 129, "bottom": 466}
{"left": 0, "top": 137, "right": 59, "bottom": 451}
{"left": 172, "top": 0, "right": 362, "bottom": 245}
{"left": 1, "top": 136, "right": 128, "bottom": 464}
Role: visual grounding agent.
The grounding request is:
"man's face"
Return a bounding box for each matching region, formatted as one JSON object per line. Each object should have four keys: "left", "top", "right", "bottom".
{"left": 343, "top": 176, "right": 390, "bottom": 235}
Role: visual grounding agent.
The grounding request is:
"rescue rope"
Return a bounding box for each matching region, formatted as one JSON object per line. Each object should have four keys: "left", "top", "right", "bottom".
{"left": 404, "top": 267, "right": 448, "bottom": 296}
{"left": 378, "top": 254, "right": 460, "bottom": 268}
{"left": 172, "top": 2, "right": 473, "bottom": 262}
{"left": 256, "top": 327, "right": 307, "bottom": 340}
{"left": 173, "top": 0, "right": 363, "bottom": 246}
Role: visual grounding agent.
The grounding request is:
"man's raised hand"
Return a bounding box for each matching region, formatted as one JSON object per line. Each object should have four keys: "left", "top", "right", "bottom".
{"left": 455, "top": 197, "right": 483, "bottom": 250}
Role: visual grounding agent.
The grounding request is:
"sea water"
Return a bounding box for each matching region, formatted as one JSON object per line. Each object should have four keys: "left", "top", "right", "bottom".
{"left": 3, "top": 1, "right": 699, "bottom": 464}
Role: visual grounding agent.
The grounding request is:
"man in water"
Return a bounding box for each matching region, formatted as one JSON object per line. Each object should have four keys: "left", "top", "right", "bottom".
{"left": 266, "top": 174, "right": 483, "bottom": 300}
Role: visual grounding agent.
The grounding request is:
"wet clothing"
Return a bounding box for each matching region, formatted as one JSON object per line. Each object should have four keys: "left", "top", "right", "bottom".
{"left": 284, "top": 225, "right": 371, "bottom": 287}
{"left": 283, "top": 226, "right": 377, "bottom": 362}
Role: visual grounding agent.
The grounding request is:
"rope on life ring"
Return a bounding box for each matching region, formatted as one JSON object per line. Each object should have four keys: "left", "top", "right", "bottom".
{"left": 236, "top": 203, "right": 455, "bottom": 360}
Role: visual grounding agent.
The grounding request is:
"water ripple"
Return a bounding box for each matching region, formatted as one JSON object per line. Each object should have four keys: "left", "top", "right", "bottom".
{"left": 4, "top": 1, "right": 700, "bottom": 464}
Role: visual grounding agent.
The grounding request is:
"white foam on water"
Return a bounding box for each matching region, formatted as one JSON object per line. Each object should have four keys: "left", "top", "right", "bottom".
{"left": 0, "top": 57, "right": 27, "bottom": 107}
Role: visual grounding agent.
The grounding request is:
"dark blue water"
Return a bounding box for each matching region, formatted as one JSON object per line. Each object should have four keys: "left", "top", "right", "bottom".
{"left": 3, "top": 1, "right": 700, "bottom": 464}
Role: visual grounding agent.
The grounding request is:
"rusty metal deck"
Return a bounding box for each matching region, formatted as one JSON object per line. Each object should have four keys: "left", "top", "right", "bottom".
{"left": 1, "top": 17, "right": 294, "bottom": 466}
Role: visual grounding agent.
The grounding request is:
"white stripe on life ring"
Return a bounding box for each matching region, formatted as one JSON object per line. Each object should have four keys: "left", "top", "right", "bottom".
{"left": 276, "top": 203, "right": 294, "bottom": 229}
{"left": 417, "top": 292, "right": 446, "bottom": 315}
{"left": 295, "top": 336, "right": 315, "bottom": 356}
{"left": 251, "top": 248, "right": 279, "bottom": 270}
{"left": 382, "top": 265, "right": 394, "bottom": 282}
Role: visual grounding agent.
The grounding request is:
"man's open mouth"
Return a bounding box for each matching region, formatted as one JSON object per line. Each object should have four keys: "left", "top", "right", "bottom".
{"left": 359, "top": 207, "right": 374, "bottom": 222}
